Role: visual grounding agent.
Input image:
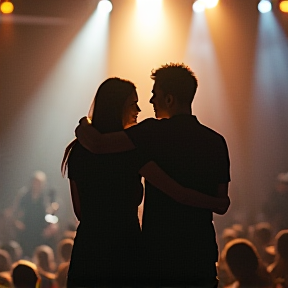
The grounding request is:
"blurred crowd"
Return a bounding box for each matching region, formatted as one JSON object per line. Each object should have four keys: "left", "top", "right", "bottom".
{"left": 0, "top": 170, "right": 287, "bottom": 288}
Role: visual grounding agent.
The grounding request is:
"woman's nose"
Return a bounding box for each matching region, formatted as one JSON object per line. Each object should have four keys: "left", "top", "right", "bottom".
{"left": 137, "top": 105, "right": 141, "bottom": 112}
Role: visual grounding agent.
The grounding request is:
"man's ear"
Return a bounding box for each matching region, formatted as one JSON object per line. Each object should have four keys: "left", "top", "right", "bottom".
{"left": 165, "top": 94, "right": 174, "bottom": 107}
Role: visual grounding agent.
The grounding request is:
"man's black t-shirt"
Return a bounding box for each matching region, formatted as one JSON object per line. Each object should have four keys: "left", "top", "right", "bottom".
{"left": 125, "top": 114, "right": 230, "bottom": 285}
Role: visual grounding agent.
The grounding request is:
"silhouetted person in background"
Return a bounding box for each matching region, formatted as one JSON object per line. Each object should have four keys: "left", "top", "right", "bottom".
{"left": 268, "top": 229, "right": 288, "bottom": 288}
{"left": 55, "top": 261, "right": 69, "bottom": 288}
{"left": 57, "top": 238, "right": 73, "bottom": 264}
{"left": 76, "top": 63, "right": 231, "bottom": 287}
{"left": 0, "top": 240, "right": 23, "bottom": 263}
{"left": 251, "top": 222, "right": 275, "bottom": 267}
{"left": 0, "top": 271, "right": 13, "bottom": 288}
{"left": 33, "top": 245, "right": 56, "bottom": 288}
{"left": 14, "top": 171, "right": 49, "bottom": 258}
{"left": 263, "top": 172, "right": 288, "bottom": 234}
{"left": 0, "top": 249, "right": 11, "bottom": 273}
{"left": 223, "top": 239, "right": 273, "bottom": 288}
{"left": 12, "top": 260, "right": 41, "bottom": 288}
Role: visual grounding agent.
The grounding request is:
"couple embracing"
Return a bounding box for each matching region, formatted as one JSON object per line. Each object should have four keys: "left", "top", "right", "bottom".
{"left": 62, "top": 63, "right": 231, "bottom": 288}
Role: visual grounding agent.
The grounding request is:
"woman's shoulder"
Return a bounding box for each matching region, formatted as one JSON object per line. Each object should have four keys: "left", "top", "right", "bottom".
{"left": 68, "top": 141, "right": 95, "bottom": 169}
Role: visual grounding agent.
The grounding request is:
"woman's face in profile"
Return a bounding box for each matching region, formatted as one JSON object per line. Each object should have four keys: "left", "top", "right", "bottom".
{"left": 122, "top": 90, "right": 141, "bottom": 129}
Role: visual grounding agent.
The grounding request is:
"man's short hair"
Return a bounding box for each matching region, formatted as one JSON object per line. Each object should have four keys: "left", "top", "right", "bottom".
{"left": 150, "top": 63, "right": 198, "bottom": 105}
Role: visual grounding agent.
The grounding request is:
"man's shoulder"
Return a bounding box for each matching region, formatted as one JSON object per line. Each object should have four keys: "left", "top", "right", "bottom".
{"left": 192, "top": 117, "right": 226, "bottom": 141}
{"left": 126, "top": 117, "right": 162, "bottom": 133}
{"left": 139, "top": 117, "right": 161, "bottom": 125}
{"left": 199, "top": 123, "right": 226, "bottom": 140}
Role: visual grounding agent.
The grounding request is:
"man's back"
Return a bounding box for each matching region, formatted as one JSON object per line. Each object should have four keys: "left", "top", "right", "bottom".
{"left": 126, "top": 114, "right": 230, "bottom": 285}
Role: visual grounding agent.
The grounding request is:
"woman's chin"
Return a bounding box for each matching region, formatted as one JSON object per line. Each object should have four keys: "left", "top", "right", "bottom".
{"left": 124, "top": 121, "right": 137, "bottom": 129}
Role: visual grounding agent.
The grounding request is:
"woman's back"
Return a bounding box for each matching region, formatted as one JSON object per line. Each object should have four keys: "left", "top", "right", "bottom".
{"left": 67, "top": 141, "right": 143, "bottom": 286}
{"left": 68, "top": 142, "right": 142, "bottom": 229}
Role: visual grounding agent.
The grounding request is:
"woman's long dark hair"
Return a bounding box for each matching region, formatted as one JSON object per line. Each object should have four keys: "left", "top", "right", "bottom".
{"left": 61, "top": 77, "right": 136, "bottom": 176}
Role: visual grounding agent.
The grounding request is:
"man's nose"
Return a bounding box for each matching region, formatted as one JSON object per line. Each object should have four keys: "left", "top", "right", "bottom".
{"left": 137, "top": 104, "right": 141, "bottom": 112}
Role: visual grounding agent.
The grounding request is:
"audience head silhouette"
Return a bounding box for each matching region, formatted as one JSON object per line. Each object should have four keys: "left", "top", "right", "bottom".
{"left": 224, "top": 239, "right": 259, "bottom": 279}
{"left": 0, "top": 249, "right": 11, "bottom": 273}
{"left": 12, "top": 260, "right": 40, "bottom": 288}
{"left": 253, "top": 222, "right": 273, "bottom": 246}
{"left": 275, "top": 229, "right": 288, "bottom": 261}
{"left": 1, "top": 241, "right": 23, "bottom": 263}
{"left": 33, "top": 245, "right": 56, "bottom": 272}
{"left": 223, "top": 238, "right": 272, "bottom": 287}
{"left": 0, "top": 271, "right": 13, "bottom": 288}
{"left": 30, "top": 170, "right": 47, "bottom": 198}
{"left": 57, "top": 238, "right": 73, "bottom": 262}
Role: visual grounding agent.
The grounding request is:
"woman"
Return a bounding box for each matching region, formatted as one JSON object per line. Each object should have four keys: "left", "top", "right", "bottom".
{"left": 62, "top": 77, "right": 229, "bottom": 287}
{"left": 62, "top": 78, "right": 144, "bottom": 287}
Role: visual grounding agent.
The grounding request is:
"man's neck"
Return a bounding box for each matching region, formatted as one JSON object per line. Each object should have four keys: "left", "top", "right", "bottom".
{"left": 169, "top": 106, "right": 192, "bottom": 118}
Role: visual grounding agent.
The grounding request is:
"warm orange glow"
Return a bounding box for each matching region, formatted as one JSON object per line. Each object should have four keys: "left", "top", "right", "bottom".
{"left": 279, "top": 1, "right": 288, "bottom": 13}
{"left": 203, "top": 0, "right": 219, "bottom": 9}
{"left": 0, "top": 1, "right": 14, "bottom": 14}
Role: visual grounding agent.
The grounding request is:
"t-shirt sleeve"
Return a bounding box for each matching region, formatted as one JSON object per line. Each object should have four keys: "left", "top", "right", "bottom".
{"left": 216, "top": 136, "right": 231, "bottom": 183}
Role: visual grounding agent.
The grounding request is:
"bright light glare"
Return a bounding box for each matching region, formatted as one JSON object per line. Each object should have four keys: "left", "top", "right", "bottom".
{"left": 279, "top": 1, "right": 288, "bottom": 13}
{"left": 193, "top": 0, "right": 205, "bottom": 13}
{"left": 136, "top": 0, "right": 162, "bottom": 14}
{"left": 97, "top": 0, "right": 113, "bottom": 13}
{"left": 0, "top": 1, "right": 14, "bottom": 14}
{"left": 45, "top": 214, "right": 59, "bottom": 224}
{"left": 136, "top": 0, "right": 163, "bottom": 27}
{"left": 258, "top": 0, "right": 272, "bottom": 13}
{"left": 203, "top": 0, "right": 219, "bottom": 9}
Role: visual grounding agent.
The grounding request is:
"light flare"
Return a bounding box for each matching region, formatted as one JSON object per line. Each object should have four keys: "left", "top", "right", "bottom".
{"left": 1, "top": 1, "right": 14, "bottom": 14}
{"left": 258, "top": 0, "right": 272, "bottom": 13}
{"left": 279, "top": 0, "right": 288, "bottom": 13}
{"left": 97, "top": 0, "right": 113, "bottom": 14}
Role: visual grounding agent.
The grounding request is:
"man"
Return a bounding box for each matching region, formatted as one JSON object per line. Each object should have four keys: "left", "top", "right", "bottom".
{"left": 76, "top": 63, "right": 230, "bottom": 287}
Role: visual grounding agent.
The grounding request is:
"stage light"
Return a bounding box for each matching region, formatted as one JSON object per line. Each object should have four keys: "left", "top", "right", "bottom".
{"left": 0, "top": 0, "right": 14, "bottom": 14}
{"left": 97, "top": 0, "right": 113, "bottom": 13}
{"left": 258, "top": 0, "right": 272, "bottom": 13}
{"left": 136, "top": 0, "right": 162, "bottom": 14}
{"left": 279, "top": 0, "right": 288, "bottom": 12}
{"left": 193, "top": 0, "right": 205, "bottom": 13}
{"left": 203, "top": 0, "right": 219, "bottom": 9}
{"left": 135, "top": 0, "right": 163, "bottom": 27}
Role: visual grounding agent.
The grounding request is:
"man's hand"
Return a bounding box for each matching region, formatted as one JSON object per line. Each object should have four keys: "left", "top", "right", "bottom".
{"left": 75, "top": 117, "right": 90, "bottom": 140}
{"left": 75, "top": 117, "right": 99, "bottom": 152}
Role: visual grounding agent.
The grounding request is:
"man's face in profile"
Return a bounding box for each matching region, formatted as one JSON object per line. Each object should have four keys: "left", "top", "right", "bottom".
{"left": 150, "top": 81, "right": 170, "bottom": 119}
